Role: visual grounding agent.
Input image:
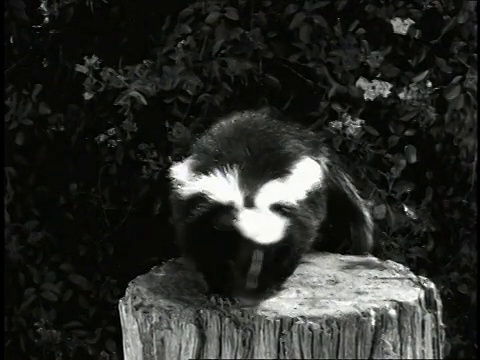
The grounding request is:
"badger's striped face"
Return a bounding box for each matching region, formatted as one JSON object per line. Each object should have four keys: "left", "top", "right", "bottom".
{"left": 170, "top": 156, "right": 326, "bottom": 246}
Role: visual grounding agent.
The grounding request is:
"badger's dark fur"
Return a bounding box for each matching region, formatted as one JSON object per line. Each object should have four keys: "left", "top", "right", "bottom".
{"left": 169, "top": 108, "right": 374, "bottom": 301}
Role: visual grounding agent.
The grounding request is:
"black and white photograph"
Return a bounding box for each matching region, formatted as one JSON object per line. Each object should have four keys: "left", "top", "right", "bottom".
{"left": 5, "top": 0, "right": 477, "bottom": 359}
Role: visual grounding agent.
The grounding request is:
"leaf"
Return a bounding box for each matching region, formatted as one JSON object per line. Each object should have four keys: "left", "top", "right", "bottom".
{"left": 404, "top": 128, "right": 416, "bottom": 136}
{"left": 18, "top": 272, "right": 25, "bottom": 288}
{"left": 264, "top": 74, "right": 281, "bottom": 89}
{"left": 15, "top": 131, "right": 25, "bottom": 146}
{"left": 289, "top": 11, "right": 306, "bottom": 30}
{"left": 115, "top": 143, "right": 125, "bottom": 165}
{"left": 224, "top": 7, "right": 239, "bottom": 21}
{"left": 393, "top": 180, "right": 416, "bottom": 196}
{"left": 348, "top": 20, "right": 360, "bottom": 32}
{"left": 426, "top": 236, "right": 435, "bottom": 252}
{"left": 400, "top": 111, "right": 418, "bottom": 122}
{"left": 412, "top": 69, "right": 429, "bottom": 83}
{"left": 404, "top": 145, "right": 417, "bottom": 164}
{"left": 41, "top": 291, "right": 58, "bottom": 302}
{"left": 363, "top": 125, "right": 379, "bottom": 136}
{"left": 24, "top": 220, "right": 39, "bottom": 231}
{"left": 388, "top": 135, "right": 400, "bottom": 148}
{"left": 63, "top": 321, "right": 84, "bottom": 329}
{"left": 310, "top": 1, "right": 330, "bottom": 10}
{"left": 129, "top": 90, "right": 148, "bottom": 106}
{"left": 452, "top": 94, "right": 465, "bottom": 109}
{"left": 83, "top": 92, "right": 94, "bottom": 100}
{"left": 423, "top": 186, "right": 433, "bottom": 204}
{"left": 106, "top": 339, "right": 117, "bottom": 353}
{"left": 41, "top": 282, "right": 60, "bottom": 294}
{"left": 38, "top": 101, "right": 51, "bottom": 115}
{"left": 178, "top": 7, "right": 194, "bottom": 20}
{"left": 62, "top": 289, "right": 73, "bottom": 302}
{"left": 23, "top": 287, "right": 36, "bottom": 299}
{"left": 450, "top": 75, "right": 463, "bottom": 84}
{"left": 60, "top": 263, "right": 75, "bottom": 273}
{"left": 205, "top": 12, "right": 221, "bottom": 25}
{"left": 299, "top": 23, "right": 312, "bottom": 43}
{"left": 68, "top": 274, "right": 92, "bottom": 291}
{"left": 19, "top": 294, "right": 37, "bottom": 312}
{"left": 457, "top": 283, "right": 469, "bottom": 295}
{"left": 381, "top": 64, "right": 401, "bottom": 78}
{"left": 332, "top": 136, "right": 342, "bottom": 151}
{"left": 74, "top": 64, "right": 89, "bottom": 74}
{"left": 331, "top": 103, "right": 343, "bottom": 112}
{"left": 444, "top": 84, "right": 461, "bottom": 100}
{"left": 355, "top": 28, "right": 366, "bottom": 35}
{"left": 32, "top": 84, "right": 42, "bottom": 101}
{"left": 435, "top": 57, "right": 452, "bottom": 73}
{"left": 212, "top": 39, "right": 224, "bottom": 55}
{"left": 336, "top": 0, "right": 348, "bottom": 11}
{"left": 365, "top": 4, "right": 376, "bottom": 13}
{"left": 176, "top": 23, "right": 192, "bottom": 34}
{"left": 312, "top": 14, "right": 328, "bottom": 28}
{"left": 19, "top": 118, "right": 33, "bottom": 125}
{"left": 373, "top": 204, "right": 387, "bottom": 220}
{"left": 284, "top": 4, "right": 299, "bottom": 16}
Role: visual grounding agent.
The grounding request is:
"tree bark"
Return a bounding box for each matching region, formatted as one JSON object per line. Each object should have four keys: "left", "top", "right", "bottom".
{"left": 118, "top": 253, "right": 445, "bottom": 359}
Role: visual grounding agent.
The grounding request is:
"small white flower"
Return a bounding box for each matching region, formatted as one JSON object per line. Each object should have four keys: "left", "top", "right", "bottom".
{"left": 83, "top": 92, "right": 94, "bottom": 101}
{"left": 343, "top": 115, "right": 365, "bottom": 138}
{"left": 390, "top": 17, "right": 415, "bottom": 35}
{"left": 355, "top": 76, "right": 371, "bottom": 90}
{"left": 107, "top": 139, "right": 117, "bottom": 148}
{"left": 371, "top": 79, "right": 393, "bottom": 98}
{"left": 356, "top": 77, "right": 393, "bottom": 101}
{"left": 95, "top": 134, "right": 108, "bottom": 144}
{"left": 329, "top": 120, "right": 343, "bottom": 131}
{"left": 402, "top": 203, "right": 418, "bottom": 220}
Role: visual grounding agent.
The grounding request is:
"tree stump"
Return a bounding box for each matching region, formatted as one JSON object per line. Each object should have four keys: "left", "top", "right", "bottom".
{"left": 118, "top": 253, "right": 445, "bottom": 359}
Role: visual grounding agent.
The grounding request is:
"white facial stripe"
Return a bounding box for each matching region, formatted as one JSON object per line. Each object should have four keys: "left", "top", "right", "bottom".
{"left": 255, "top": 156, "right": 325, "bottom": 208}
{"left": 169, "top": 158, "right": 243, "bottom": 207}
{"left": 170, "top": 155, "right": 326, "bottom": 246}
{"left": 194, "top": 168, "right": 243, "bottom": 206}
{"left": 234, "top": 208, "right": 289, "bottom": 245}
{"left": 169, "top": 157, "right": 196, "bottom": 186}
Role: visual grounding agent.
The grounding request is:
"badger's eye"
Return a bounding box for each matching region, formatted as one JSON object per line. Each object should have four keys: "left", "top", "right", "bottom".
{"left": 213, "top": 212, "right": 235, "bottom": 231}
{"left": 270, "top": 203, "right": 295, "bottom": 215}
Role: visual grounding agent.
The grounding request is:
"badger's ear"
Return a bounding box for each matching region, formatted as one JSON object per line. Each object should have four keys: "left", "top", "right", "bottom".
{"left": 317, "top": 166, "right": 374, "bottom": 255}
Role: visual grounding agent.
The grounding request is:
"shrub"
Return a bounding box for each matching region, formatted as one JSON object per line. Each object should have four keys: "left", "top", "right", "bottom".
{"left": 5, "top": 0, "right": 477, "bottom": 358}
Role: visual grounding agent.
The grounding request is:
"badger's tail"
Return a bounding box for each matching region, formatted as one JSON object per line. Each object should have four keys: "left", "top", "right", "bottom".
{"left": 315, "top": 164, "right": 374, "bottom": 255}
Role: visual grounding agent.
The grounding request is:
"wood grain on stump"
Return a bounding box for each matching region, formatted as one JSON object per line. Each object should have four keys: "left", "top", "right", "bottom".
{"left": 119, "top": 253, "right": 445, "bottom": 359}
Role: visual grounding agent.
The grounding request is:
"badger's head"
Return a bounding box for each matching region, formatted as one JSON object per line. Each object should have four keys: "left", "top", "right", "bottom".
{"left": 169, "top": 154, "right": 329, "bottom": 301}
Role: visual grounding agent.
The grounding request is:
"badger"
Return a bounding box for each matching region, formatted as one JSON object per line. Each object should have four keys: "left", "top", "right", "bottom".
{"left": 168, "top": 108, "right": 374, "bottom": 302}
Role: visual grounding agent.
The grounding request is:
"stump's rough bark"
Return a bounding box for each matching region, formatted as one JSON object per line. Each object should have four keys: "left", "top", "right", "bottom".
{"left": 119, "top": 254, "right": 445, "bottom": 359}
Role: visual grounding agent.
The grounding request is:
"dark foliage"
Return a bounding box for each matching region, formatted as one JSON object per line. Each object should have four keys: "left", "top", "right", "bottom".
{"left": 5, "top": 0, "right": 477, "bottom": 359}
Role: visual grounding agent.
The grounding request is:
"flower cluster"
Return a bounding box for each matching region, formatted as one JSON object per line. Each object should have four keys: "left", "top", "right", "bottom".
{"left": 94, "top": 127, "right": 122, "bottom": 148}
{"left": 390, "top": 17, "right": 415, "bottom": 35}
{"left": 397, "top": 81, "right": 434, "bottom": 104}
{"left": 137, "top": 143, "right": 162, "bottom": 180}
{"left": 356, "top": 77, "right": 393, "bottom": 101}
{"left": 329, "top": 114, "right": 366, "bottom": 138}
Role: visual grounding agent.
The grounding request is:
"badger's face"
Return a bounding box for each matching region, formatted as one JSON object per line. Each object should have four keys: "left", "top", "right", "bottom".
{"left": 169, "top": 155, "right": 328, "bottom": 300}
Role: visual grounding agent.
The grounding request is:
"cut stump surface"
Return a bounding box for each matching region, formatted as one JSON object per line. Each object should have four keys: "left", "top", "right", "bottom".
{"left": 119, "top": 253, "right": 445, "bottom": 359}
